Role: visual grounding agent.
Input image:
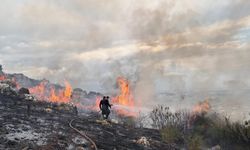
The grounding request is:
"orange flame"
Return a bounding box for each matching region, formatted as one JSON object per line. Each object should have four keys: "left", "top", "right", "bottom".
{"left": 15, "top": 75, "right": 137, "bottom": 116}
{"left": 29, "top": 80, "right": 72, "bottom": 103}
{"left": 63, "top": 81, "right": 72, "bottom": 99}
{"left": 29, "top": 81, "right": 47, "bottom": 100}
{"left": 0, "top": 75, "right": 20, "bottom": 89}
{"left": 111, "top": 77, "right": 137, "bottom": 116}
{"left": 112, "top": 77, "right": 134, "bottom": 106}
{"left": 95, "top": 96, "right": 102, "bottom": 110}
{"left": 49, "top": 87, "right": 59, "bottom": 102}
{"left": 48, "top": 81, "right": 72, "bottom": 103}
{"left": 192, "top": 99, "right": 211, "bottom": 114}
{"left": 11, "top": 77, "right": 21, "bottom": 89}
{"left": 0, "top": 75, "right": 6, "bottom": 81}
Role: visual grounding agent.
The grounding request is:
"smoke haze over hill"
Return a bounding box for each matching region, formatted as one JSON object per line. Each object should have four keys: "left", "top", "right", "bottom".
{"left": 1, "top": 0, "right": 250, "bottom": 118}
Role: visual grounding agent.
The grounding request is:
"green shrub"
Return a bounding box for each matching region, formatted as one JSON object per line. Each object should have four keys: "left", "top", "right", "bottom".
{"left": 150, "top": 105, "right": 250, "bottom": 149}
{"left": 204, "top": 116, "right": 250, "bottom": 148}
{"left": 161, "top": 126, "right": 183, "bottom": 143}
{"left": 187, "top": 135, "right": 203, "bottom": 150}
{"left": 205, "top": 123, "right": 224, "bottom": 145}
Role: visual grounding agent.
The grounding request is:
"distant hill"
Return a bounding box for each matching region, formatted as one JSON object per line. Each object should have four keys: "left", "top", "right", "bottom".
{"left": 0, "top": 64, "right": 103, "bottom": 106}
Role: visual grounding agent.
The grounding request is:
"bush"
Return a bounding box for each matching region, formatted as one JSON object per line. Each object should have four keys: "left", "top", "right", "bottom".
{"left": 187, "top": 134, "right": 203, "bottom": 150}
{"left": 150, "top": 105, "right": 192, "bottom": 131}
{"left": 191, "top": 113, "right": 212, "bottom": 135}
{"left": 150, "top": 105, "right": 171, "bottom": 129}
{"left": 161, "top": 126, "right": 183, "bottom": 143}
{"left": 150, "top": 105, "right": 250, "bottom": 149}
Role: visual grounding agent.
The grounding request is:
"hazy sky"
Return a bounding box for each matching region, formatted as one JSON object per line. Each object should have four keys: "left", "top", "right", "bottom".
{"left": 0, "top": 0, "right": 250, "bottom": 99}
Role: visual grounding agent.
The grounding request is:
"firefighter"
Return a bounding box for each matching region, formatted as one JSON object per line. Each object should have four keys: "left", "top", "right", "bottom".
{"left": 99, "top": 96, "right": 112, "bottom": 119}
{"left": 74, "top": 105, "right": 78, "bottom": 116}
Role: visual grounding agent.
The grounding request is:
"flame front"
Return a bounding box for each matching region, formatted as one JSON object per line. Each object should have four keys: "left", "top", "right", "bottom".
{"left": 5, "top": 74, "right": 137, "bottom": 116}
{"left": 111, "top": 77, "right": 137, "bottom": 116}
{"left": 29, "top": 81, "right": 46, "bottom": 100}
{"left": 48, "top": 81, "right": 72, "bottom": 103}
{"left": 63, "top": 81, "right": 72, "bottom": 99}
{"left": 112, "top": 77, "right": 134, "bottom": 106}
{"left": 29, "top": 80, "right": 72, "bottom": 103}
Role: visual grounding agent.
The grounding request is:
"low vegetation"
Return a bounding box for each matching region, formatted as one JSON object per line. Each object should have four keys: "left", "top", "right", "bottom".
{"left": 149, "top": 105, "right": 250, "bottom": 149}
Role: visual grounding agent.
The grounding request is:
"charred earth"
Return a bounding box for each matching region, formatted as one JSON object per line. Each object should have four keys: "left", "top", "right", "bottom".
{"left": 0, "top": 81, "right": 174, "bottom": 150}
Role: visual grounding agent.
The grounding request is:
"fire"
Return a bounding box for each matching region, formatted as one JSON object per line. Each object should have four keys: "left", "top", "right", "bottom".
{"left": 29, "top": 81, "right": 47, "bottom": 100}
{"left": 0, "top": 75, "right": 6, "bottom": 81}
{"left": 111, "top": 77, "right": 137, "bottom": 116}
{"left": 48, "top": 81, "right": 72, "bottom": 103}
{"left": 192, "top": 99, "right": 211, "bottom": 114}
{"left": 11, "top": 77, "right": 21, "bottom": 89}
{"left": 95, "top": 96, "right": 102, "bottom": 110}
{"left": 29, "top": 80, "right": 72, "bottom": 103}
{"left": 0, "top": 75, "right": 20, "bottom": 89}
{"left": 93, "top": 77, "right": 137, "bottom": 116}
{"left": 63, "top": 81, "right": 72, "bottom": 99}
{"left": 10, "top": 74, "right": 137, "bottom": 116}
{"left": 49, "top": 87, "right": 59, "bottom": 102}
{"left": 112, "top": 77, "right": 134, "bottom": 107}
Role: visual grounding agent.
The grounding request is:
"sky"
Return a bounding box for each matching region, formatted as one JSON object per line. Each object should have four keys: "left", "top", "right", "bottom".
{"left": 0, "top": 0, "right": 250, "bottom": 108}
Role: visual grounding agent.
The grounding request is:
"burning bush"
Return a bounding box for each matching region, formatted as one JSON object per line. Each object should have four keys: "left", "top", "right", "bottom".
{"left": 192, "top": 99, "right": 211, "bottom": 115}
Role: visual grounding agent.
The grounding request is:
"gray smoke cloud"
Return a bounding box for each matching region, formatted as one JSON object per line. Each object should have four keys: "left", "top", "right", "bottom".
{"left": 0, "top": 0, "right": 250, "bottom": 117}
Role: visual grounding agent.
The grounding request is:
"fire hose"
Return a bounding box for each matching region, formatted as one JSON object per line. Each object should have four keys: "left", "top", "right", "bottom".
{"left": 69, "top": 119, "right": 98, "bottom": 150}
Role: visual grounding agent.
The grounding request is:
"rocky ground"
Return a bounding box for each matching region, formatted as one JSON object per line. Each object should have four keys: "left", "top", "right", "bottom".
{"left": 0, "top": 82, "right": 173, "bottom": 150}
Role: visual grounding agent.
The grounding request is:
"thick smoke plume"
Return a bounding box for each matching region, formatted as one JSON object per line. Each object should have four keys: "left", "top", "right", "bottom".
{"left": 0, "top": 0, "right": 250, "bottom": 119}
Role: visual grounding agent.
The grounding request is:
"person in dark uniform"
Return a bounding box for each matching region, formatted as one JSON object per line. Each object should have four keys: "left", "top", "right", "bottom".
{"left": 99, "top": 96, "right": 112, "bottom": 119}
{"left": 74, "top": 105, "right": 78, "bottom": 116}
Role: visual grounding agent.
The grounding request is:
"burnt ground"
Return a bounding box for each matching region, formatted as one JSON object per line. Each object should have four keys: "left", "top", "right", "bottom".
{"left": 0, "top": 93, "right": 175, "bottom": 150}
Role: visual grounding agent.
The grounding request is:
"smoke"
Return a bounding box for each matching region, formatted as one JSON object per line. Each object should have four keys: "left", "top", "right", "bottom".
{"left": 0, "top": 0, "right": 250, "bottom": 118}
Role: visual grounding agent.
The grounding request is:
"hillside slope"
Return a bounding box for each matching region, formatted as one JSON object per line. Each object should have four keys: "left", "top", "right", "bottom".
{"left": 0, "top": 84, "right": 174, "bottom": 150}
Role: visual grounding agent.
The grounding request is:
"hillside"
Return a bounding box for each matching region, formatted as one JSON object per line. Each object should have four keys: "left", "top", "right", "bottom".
{"left": 0, "top": 82, "right": 174, "bottom": 150}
